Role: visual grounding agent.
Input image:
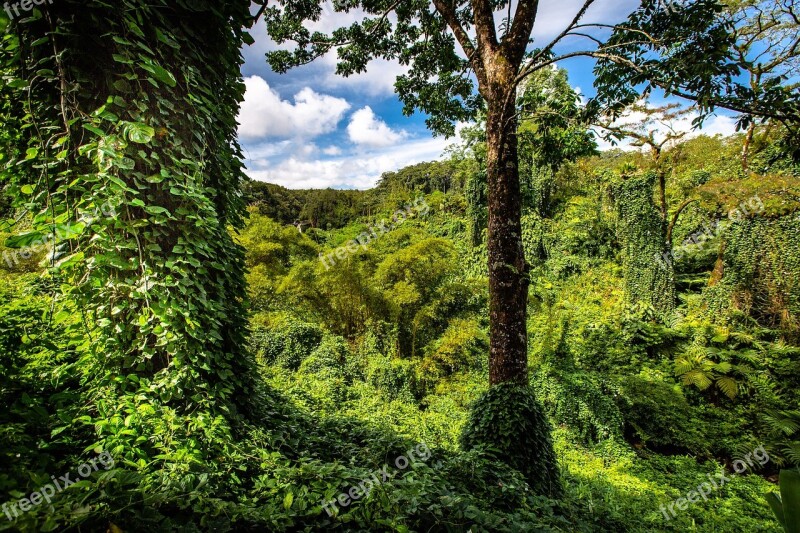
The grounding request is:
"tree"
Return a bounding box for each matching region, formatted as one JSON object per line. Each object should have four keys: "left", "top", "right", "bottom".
{"left": 1, "top": 0, "right": 257, "bottom": 484}
{"left": 518, "top": 67, "right": 597, "bottom": 175}
{"left": 593, "top": 0, "right": 800, "bottom": 136}
{"left": 724, "top": 0, "right": 800, "bottom": 168}
{"left": 517, "top": 66, "right": 597, "bottom": 217}
{"left": 263, "top": 0, "right": 732, "bottom": 387}
{"left": 596, "top": 98, "right": 697, "bottom": 244}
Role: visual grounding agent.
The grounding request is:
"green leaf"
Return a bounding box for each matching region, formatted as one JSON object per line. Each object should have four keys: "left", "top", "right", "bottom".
{"left": 125, "top": 122, "right": 156, "bottom": 144}
{"left": 767, "top": 492, "right": 786, "bottom": 529}
{"left": 141, "top": 61, "right": 177, "bottom": 88}
{"left": 144, "top": 206, "right": 171, "bottom": 216}
{"left": 283, "top": 492, "right": 294, "bottom": 511}
{"left": 6, "top": 78, "right": 28, "bottom": 89}
{"left": 5, "top": 231, "right": 45, "bottom": 249}
{"left": 781, "top": 469, "right": 800, "bottom": 533}
{"left": 83, "top": 124, "right": 106, "bottom": 137}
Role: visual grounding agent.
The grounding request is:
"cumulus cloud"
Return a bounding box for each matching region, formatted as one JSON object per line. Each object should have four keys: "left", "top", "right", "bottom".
{"left": 237, "top": 76, "right": 351, "bottom": 140}
{"left": 347, "top": 107, "right": 407, "bottom": 147}
{"left": 244, "top": 134, "right": 460, "bottom": 189}
{"left": 322, "top": 146, "right": 343, "bottom": 156}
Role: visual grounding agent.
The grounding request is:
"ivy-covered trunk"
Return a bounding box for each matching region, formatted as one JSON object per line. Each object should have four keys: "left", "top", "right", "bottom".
{"left": 485, "top": 90, "right": 530, "bottom": 386}
{"left": 615, "top": 173, "right": 676, "bottom": 315}
{"left": 2, "top": 0, "right": 254, "bottom": 465}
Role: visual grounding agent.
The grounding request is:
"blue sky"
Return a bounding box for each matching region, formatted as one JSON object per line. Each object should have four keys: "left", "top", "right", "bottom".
{"left": 238, "top": 0, "right": 738, "bottom": 189}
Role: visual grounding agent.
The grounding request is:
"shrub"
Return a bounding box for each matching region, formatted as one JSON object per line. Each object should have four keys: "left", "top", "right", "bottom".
{"left": 366, "top": 355, "right": 421, "bottom": 402}
{"left": 460, "top": 383, "right": 562, "bottom": 498}
{"left": 299, "top": 334, "right": 350, "bottom": 379}
{"left": 250, "top": 318, "right": 324, "bottom": 370}
{"left": 532, "top": 366, "right": 624, "bottom": 444}
{"left": 614, "top": 371, "right": 710, "bottom": 454}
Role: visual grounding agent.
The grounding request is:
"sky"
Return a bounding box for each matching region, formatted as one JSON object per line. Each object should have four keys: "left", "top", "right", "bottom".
{"left": 237, "top": 0, "right": 740, "bottom": 190}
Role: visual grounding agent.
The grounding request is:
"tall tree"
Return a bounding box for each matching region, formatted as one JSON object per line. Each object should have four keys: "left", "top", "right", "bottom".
{"left": 596, "top": 98, "right": 697, "bottom": 244}
{"left": 725, "top": 0, "right": 800, "bottom": 168}
{"left": 0, "top": 0, "right": 257, "bottom": 490}
{"left": 517, "top": 66, "right": 597, "bottom": 217}
{"left": 593, "top": 0, "right": 800, "bottom": 133}
{"left": 263, "top": 0, "right": 733, "bottom": 386}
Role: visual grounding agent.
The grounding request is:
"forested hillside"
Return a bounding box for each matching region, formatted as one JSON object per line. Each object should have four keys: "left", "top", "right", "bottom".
{"left": 1, "top": 0, "right": 799, "bottom": 532}
{"left": 239, "top": 125, "right": 800, "bottom": 531}
{"left": 4, "top": 123, "right": 799, "bottom": 531}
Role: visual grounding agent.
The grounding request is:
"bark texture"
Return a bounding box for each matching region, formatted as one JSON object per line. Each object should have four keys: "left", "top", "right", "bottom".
{"left": 484, "top": 64, "right": 530, "bottom": 386}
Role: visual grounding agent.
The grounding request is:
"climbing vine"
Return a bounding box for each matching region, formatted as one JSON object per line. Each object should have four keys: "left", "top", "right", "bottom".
{"left": 613, "top": 172, "right": 675, "bottom": 315}
{"left": 0, "top": 0, "right": 257, "bottom": 512}
{"left": 708, "top": 214, "right": 800, "bottom": 338}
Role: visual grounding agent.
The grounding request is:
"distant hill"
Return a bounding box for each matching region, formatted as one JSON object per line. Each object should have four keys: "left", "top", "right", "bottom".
{"left": 243, "top": 160, "right": 460, "bottom": 229}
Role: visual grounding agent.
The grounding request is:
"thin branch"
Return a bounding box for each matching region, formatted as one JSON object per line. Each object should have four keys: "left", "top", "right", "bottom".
{"left": 525, "top": 0, "right": 596, "bottom": 72}
{"left": 251, "top": 2, "right": 268, "bottom": 26}
{"left": 668, "top": 199, "right": 697, "bottom": 245}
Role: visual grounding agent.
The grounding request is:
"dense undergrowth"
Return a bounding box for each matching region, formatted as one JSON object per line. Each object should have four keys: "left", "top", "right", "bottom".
{"left": 1, "top": 127, "right": 798, "bottom": 530}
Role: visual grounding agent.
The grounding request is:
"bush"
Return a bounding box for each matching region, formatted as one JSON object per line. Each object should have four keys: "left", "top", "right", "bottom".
{"left": 460, "top": 383, "right": 562, "bottom": 498}
{"left": 299, "top": 334, "right": 350, "bottom": 379}
{"left": 250, "top": 318, "right": 324, "bottom": 370}
{"left": 532, "top": 365, "right": 624, "bottom": 444}
{"left": 614, "top": 371, "right": 710, "bottom": 454}
{"left": 366, "top": 355, "right": 421, "bottom": 402}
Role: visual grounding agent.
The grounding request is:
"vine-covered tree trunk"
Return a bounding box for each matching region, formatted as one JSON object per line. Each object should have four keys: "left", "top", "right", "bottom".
{"left": 2, "top": 0, "right": 255, "bottom": 464}
{"left": 615, "top": 173, "right": 676, "bottom": 315}
{"left": 485, "top": 84, "right": 530, "bottom": 385}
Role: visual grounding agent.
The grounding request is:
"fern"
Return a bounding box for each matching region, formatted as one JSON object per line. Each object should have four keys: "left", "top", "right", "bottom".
{"left": 716, "top": 376, "right": 739, "bottom": 399}
{"left": 762, "top": 410, "right": 800, "bottom": 467}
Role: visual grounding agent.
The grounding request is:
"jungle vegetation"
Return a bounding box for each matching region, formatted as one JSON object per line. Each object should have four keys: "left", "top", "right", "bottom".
{"left": 0, "top": 0, "right": 799, "bottom": 531}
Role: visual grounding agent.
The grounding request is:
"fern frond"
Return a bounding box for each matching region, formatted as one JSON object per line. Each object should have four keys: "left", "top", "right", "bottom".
{"left": 687, "top": 370, "right": 712, "bottom": 390}
{"left": 713, "top": 361, "right": 733, "bottom": 374}
{"left": 717, "top": 376, "right": 739, "bottom": 399}
{"left": 783, "top": 443, "right": 800, "bottom": 466}
{"left": 674, "top": 358, "right": 696, "bottom": 376}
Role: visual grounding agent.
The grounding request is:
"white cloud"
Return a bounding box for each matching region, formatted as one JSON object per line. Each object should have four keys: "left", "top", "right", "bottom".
{"left": 237, "top": 76, "right": 351, "bottom": 140}
{"left": 245, "top": 134, "right": 459, "bottom": 189}
{"left": 686, "top": 114, "right": 739, "bottom": 138}
{"left": 595, "top": 108, "right": 739, "bottom": 152}
{"left": 347, "top": 106, "right": 407, "bottom": 147}
{"left": 323, "top": 146, "right": 343, "bottom": 156}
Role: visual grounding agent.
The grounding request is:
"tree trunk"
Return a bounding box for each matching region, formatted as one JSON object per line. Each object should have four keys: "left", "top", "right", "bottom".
{"left": 658, "top": 171, "right": 668, "bottom": 220}
{"left": 4, "top": 1, "right": 255, "bottom": 423}
{"left": 742, "top": 121, "right": 756, "bottom": 171}
{"left": 485, "top": 96, "right": 530, "bottom": 386}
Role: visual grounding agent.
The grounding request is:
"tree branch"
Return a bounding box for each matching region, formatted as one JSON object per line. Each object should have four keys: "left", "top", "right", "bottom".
{"left": 524, "top": 0, "right": 596, "bottom": 75}
{"left": 432, "top": 0, "right": 480, "bottom": 76}
{"left": 668, "top": 199, "right": 697, "bottom": 245}
{"left": 471, "top": 0, "right": 499, "bottom": 53}
{"left": 502, "top": 0, "right": 540, "bottom": 64}
{"left": 251, "top": 1, "right": 268, "bottom": 26}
